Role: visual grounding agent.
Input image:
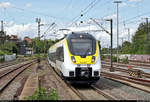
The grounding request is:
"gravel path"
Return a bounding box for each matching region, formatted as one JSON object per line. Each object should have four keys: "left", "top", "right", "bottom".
{"left": 0, "top": 62, "right": 38, "bottom": 100}
{"left": 95, "top": 77, "right": 150, "bottom": 100}
{"left": 77, "top": 88, "right": 107, "bottom": 100}
{"left": 39, "top": 61, "right": 79, "bottom": 100}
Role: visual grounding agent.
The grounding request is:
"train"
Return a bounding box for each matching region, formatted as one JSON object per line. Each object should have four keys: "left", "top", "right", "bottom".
{"left": 48, "top": 32, "right": 101, "bottom": 84}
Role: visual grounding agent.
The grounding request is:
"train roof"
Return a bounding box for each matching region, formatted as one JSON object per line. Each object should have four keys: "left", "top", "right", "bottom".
{"left": 48, "top": 32, "right": 96, "bottom": 50}
{"left": 66, "top": 32, "right": 96, "bottom": 40}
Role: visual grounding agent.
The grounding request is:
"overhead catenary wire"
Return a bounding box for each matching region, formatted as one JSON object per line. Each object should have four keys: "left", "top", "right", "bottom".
{"left": 67, "top": 0, "right": 101, "bottom": 27}
{"left": 121, "top": 11, "right": 150, "bottom": 24}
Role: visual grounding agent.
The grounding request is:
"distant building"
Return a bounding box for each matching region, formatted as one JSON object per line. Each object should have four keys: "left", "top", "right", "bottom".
{"left": 10, "top": 35, "right": 18, "bottom": 42}
{"left": 23, "top": 37, "right": 32, "bottom": 45}
{"left": 25, "top": 48, "right": 33, "bottom": 55}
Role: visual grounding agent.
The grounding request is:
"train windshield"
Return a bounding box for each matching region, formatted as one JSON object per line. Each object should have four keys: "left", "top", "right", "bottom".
{"left": 70, "top": 39, "right": 95, "bottom": 56}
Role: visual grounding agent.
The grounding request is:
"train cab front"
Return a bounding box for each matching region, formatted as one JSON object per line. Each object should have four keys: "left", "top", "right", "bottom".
{"left": 65, "top": 33, "right": 101, "bottom": 84}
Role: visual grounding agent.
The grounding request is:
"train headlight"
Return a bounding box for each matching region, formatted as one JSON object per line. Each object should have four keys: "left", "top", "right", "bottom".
{"left": 71, "top": 56, "right": 76, "bottom": 63}
{"left": 91, "top": 56, "right": 95, "bottom": 63}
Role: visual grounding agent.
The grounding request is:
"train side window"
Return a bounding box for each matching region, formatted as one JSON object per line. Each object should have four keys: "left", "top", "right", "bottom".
{"left": 49, "top": 52, "right": 56, "bottom": 63}
{"left": 60, "top": 47, "right": 64, "bottom": 61}
{"left": 56, "top": 46, "right": 64, "bottom": 62}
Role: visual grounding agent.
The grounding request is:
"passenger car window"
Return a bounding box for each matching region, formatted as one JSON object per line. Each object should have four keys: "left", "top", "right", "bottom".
{"left": 56, "top": 47, "right": 64, "bottom": 61}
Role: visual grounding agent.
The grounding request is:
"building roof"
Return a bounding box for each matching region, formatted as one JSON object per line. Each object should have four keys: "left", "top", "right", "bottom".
{"left": 24, "top": 37, "right": 32, "bottom": 44}
{"left": 10, "top": 35, "right": 18, "bottom": 40}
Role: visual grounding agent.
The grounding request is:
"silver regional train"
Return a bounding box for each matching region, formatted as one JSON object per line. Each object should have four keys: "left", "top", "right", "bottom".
{"left": 48, "top": 32, "right": 101, "bottom": 84}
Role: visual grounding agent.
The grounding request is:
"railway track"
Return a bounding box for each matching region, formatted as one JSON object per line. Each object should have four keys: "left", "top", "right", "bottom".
{"left": 0, "top": 60, "right": 36, "bottom": 93}
{"left": 0, "top": 58, "right": 36, "bottom": 69}
{"left": 91, "top": 85, "right": 117, "bottom": 100}
{"left": 0, "top": 60, "right": 23, "bottom": 69}
{"left": 101, "top": 71, "right": 150, "bottom": 93}
{"left": 73, "top": 84, "right": 117, "bottom": 100}
{"left": 47, "top": 61, "right": 84, "bottom": 100}
{"left": 103, "top": 59, "right": 150, "bottom": 68}
{"left": 102, "top": 63, "right": 150, "bottom": 78}
{"left": 129, "top": 60, "right": 150, "bottom": 67}
{"left": 102, "top": 61, "right": 150, "bottom": 71}
{"left": 101, "top": 61, "right": 150, "bottom": 93}
{"left": 47, "top": 61, "right": 117, "bottom": 100}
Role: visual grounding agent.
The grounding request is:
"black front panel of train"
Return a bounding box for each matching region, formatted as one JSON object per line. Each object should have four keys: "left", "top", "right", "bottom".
{"left": 75, "top": 67, "right": 92, "bottom": 79}
{"left": 66, "top": 33, "right": 96, "bottom": 56}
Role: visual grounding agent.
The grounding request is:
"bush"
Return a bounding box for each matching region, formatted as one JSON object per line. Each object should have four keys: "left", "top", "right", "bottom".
{"left": 121, "top": 57, "right": 129, "bottom": 64}
{"left": 24, "top": 87, "right": 59, "bottom": 100}
{"left": 0, "top": 57, "right": 4, "bottom": 62}
{"left": 0, "top": 50, "right": 5, "bottom": 56}
{"left": 0, "top": 41, "right": 18, "bottom": 54}
{"left": 32, "top": 54, "right": 47, "bottom": 59}
{"left": 112, "top": 56, "right": 120, "bottom": 62}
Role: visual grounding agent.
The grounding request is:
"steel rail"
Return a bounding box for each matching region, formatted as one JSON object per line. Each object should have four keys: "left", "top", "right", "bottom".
{"left": 101, "top": 72, "right": 150, "bottom": 87}
{"left": 47, "top": 61, "right": 118, "bottom": 100}
{"left": 101, "top": 72, "right": 150, "bottom": 94}
{"left": 0, "top": 61, "right": 36, "bottom": 79}
{"left": 0, "top": 60, "right": 36, "bottom": 93}
{"left": 102, "top": 61, "right": 150, "bottom": 70}
{"left": 0, "top": 58, "right": 36, "bottom": 69}
{"left": 102, "top": 59, "right": 150, "bottom": 67}
{"left": 91, "top": 85, "right": 117, "bottom": 100}
{"left": 47, "top": 61, "right": 86, "bottom": 100}
{"left": 102, "top": 64, "right": 150, "bottom": 78}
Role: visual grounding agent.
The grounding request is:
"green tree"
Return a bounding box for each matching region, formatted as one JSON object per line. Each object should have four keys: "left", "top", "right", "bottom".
{"left": 126, "top": 22, "right": 150, "bottom": 54}
{"left": 120, "top": 41, "right": 131, "bottom": 54}
{"left": 0, "top": 41, "right": 18, "bottom": 54}
{"left": 31, "top": 38, "right": 55, "bottom": 54}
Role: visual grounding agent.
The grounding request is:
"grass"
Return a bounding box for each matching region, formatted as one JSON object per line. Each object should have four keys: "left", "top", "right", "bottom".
{"left": 121, "top": 57, "right": 129, "bottom": 64}
{"left": 26, "top": 68, "right": 32, "bottom": 73}
{"left": 38, "top": 71, "right": 45, "bottom": 77}
{"left": 24, "top": 87, "right": 59, "bottom": 100}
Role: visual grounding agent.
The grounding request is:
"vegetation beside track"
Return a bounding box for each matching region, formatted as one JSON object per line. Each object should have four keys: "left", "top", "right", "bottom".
{"left": 24, "top": 87, "right": 59, "bottom": 100}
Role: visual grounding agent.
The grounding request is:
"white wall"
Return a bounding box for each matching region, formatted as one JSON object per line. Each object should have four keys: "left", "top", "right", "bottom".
{"left": 0, "top": 56, "right": 4, "bottom": 60}
{"left": 5, "top": 54, "right": 16, "bottom": 62}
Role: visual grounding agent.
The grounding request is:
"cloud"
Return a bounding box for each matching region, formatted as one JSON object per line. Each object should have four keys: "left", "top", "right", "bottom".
{"left": 4, "top": 19, "right": 139, "bottom": 48}
{"left": 5, "top": 21, "right": 57, "bottom": 40}
{"left": 26, "top": 3, "right": 32, "bottom": 8}
{"left": 0, "top": 2, "right": 11, "bottom": 8}
{"left": 103, "top": 14, "right": 117, "bottom": 20}
{"left": 5, "top": 22, "right": 37, "bottom": 39}
{"left": 120, "top": 2, "right": 127, "bottom": 7}
{"left": 68, "top": 25, "right": 99, "bottom": 32}
{"left": 5, "top": 21, "right": 15, "bottom": 27}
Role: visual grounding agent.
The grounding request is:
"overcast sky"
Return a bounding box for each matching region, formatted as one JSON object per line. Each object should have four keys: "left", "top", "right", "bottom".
{"left": 0, "top": 0, "right": 149, "bottom": 48}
